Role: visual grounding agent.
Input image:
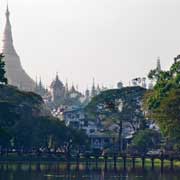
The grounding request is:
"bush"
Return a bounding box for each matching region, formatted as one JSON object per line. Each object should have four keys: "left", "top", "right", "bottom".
{"left": 130, "top": 129, "right": 161, "bottom": 154}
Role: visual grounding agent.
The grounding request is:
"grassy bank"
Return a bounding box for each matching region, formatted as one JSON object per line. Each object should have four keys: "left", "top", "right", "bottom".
{"left": 0, "top": 155, "right": 180, "bottom": 169}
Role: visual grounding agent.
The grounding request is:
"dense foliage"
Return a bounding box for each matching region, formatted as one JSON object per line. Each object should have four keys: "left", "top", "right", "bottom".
{"left": 86, "top": 87, "right": 147, "bottom": 130}
{"left": 144, "top": 58, "right": 180, "bottom": 150}
{"left": 130, "top": 129, "right": 161, "bottom": 153}
{"left": 0, "top": 54, "right": 8, "bottom": 84}
{"left": 10, "top": 116, "right": 86, "bottom": 149}
{"left": 0, "top": 85, "right": 87, "bottom": 150}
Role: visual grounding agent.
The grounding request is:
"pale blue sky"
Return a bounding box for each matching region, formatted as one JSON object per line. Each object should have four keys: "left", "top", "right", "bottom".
{"left": 0, "top": 0, "right": 180, "bottom": 90}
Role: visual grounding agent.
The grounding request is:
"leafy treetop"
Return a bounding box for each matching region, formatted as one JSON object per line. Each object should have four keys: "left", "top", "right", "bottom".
{"left": 86, "top": 86, "right": 147, "bottom": 130}
{"left": 144, "top": 56, "right": 180, "bottom": 150}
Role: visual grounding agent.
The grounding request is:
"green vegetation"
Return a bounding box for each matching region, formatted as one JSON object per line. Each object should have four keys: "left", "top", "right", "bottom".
{"left": 130, "top": 129, "right": 161, "bottom": 153}
{"left": 0, "top": 85, "right": 87, "bottom": 151}
{"left": 144, "top": 57, "right": 180, "bottom": 151}
{"left": 0, "top": 54, "right": 8, "bottom": 84}
{"left": 85, "top": 87, "right": 149, "bottom": 153}
{"left": 86, "top": 87, "right": 147, "bottom": 130}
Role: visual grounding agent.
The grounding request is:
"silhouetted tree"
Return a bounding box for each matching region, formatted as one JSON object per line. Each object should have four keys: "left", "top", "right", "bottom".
{"left": 0, "top": 54, "right": 8, "bottom": 84}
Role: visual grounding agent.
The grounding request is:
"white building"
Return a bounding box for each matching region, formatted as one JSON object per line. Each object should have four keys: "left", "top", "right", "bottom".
{"left": 1, "top": 5, "right": 35, "bottom": 91}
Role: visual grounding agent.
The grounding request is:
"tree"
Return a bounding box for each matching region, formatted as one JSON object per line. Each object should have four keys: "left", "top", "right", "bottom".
{"left": 117, "top": 82, "right": 123, "bottom": 89}
{"left": 0, "top": 54, "right": 8, "bottom": 84}
{"left": 86, "top": 87, "right": 147, "bottom": 131}
{"left": 0, "top": 128, "right": 11, "bottom": 148}
{"left": 144, "top": 57, "right": 180, "bottom": 150}
{"left": 0, "top": 85, "right": 88, "bottom": 150}
{"left": 130, "top": 129, "right": 161, "bottom": 154}
{"left": 10, "top": 116, "right": 88, "bottom": 150}
{"left": 86, "top": 87, "right": 147, "bottom": 152}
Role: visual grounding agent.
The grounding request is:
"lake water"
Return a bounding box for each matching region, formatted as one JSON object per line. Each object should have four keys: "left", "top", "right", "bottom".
{"left": 0, "top": 163, "right": 180, "bottom": 180}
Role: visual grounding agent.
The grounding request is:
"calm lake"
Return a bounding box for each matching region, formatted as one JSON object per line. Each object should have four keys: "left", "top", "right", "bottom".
{"left": 0, "top": 163, "right": 180, "bottom": 180}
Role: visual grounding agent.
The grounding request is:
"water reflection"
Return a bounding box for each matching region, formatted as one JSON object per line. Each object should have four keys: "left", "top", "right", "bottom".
{"left": 0, "top": 163, "right": 180, "bottom": 180}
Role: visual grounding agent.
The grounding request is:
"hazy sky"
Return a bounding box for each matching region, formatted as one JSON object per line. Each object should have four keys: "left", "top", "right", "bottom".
{"left": 1, "top": 0, "right": 180, "bottom": 90}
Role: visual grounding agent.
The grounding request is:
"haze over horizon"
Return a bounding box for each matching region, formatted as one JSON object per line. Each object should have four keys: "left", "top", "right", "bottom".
{"left": 0, "top": 0, "right": 180, "bottom": 91}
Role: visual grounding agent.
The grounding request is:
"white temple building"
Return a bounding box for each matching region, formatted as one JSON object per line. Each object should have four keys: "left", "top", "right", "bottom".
{"left": 1, "top": 5, "right": 35, "bottom": 91}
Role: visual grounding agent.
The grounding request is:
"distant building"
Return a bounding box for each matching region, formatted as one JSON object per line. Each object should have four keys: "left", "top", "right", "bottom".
{"left": 90, "top": 78, "right": 102, "bottom": 98}
{"left": 148, "top": 57, "right": 162, "bottom": 89}
{"left": 62, "top": 108, "right": 85, "bottom": 129}
{"left": 45, "top": 74, "right": 88, "bottom": 109}
{"left": 1, "top": 5, "right": 35, "bottom": 91}
{"left": 141, "top": 77, "right": 147, "bottom": 89}
{"left": 156, "top": 57, "right": 162, "bottom": 73}
{"left": 50, "top": 73, "right": 65, "bottom": 104}
{"left": 89, "top": 132, "right": 113, "bottom": 150}
{"left": 35, "top": 78, "right": 47, "bottom": 96}
{"left": 91, "top": 78, "right": 97, "bottom": 97}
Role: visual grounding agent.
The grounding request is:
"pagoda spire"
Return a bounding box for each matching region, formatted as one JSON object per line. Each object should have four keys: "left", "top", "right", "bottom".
{"left": 2, "top": 4, "right": 17, "bottom": 55}
{"left": 39, "top": 76, "right": 42, "bottom": 88}
{"left": 91, "top": 78, "right": 97, "bottom": 97}
{"left": 156, "top": 57, "right": 161, "bottom": 72}
{"left": 93, "top": 78, "right": 95, "bottom": 87}
{"left": 35, "top": 75, "right": 38, "bottom": 89}
{"left": 0, "top": 2, "right": 36, "bottom": 91}
{"left": 56, "top": 72, "right": 59, "bottom": 80}
{"left": 6, "top": 3, "right": 10, "bottom": 17}
{"left": 65, "top": 79, "right": 69, "bottom": 91}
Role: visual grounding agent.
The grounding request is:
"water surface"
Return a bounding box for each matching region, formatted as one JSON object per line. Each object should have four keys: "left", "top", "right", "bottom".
{"left": 0, "top": 163, "right": 180, "bottom": 180}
